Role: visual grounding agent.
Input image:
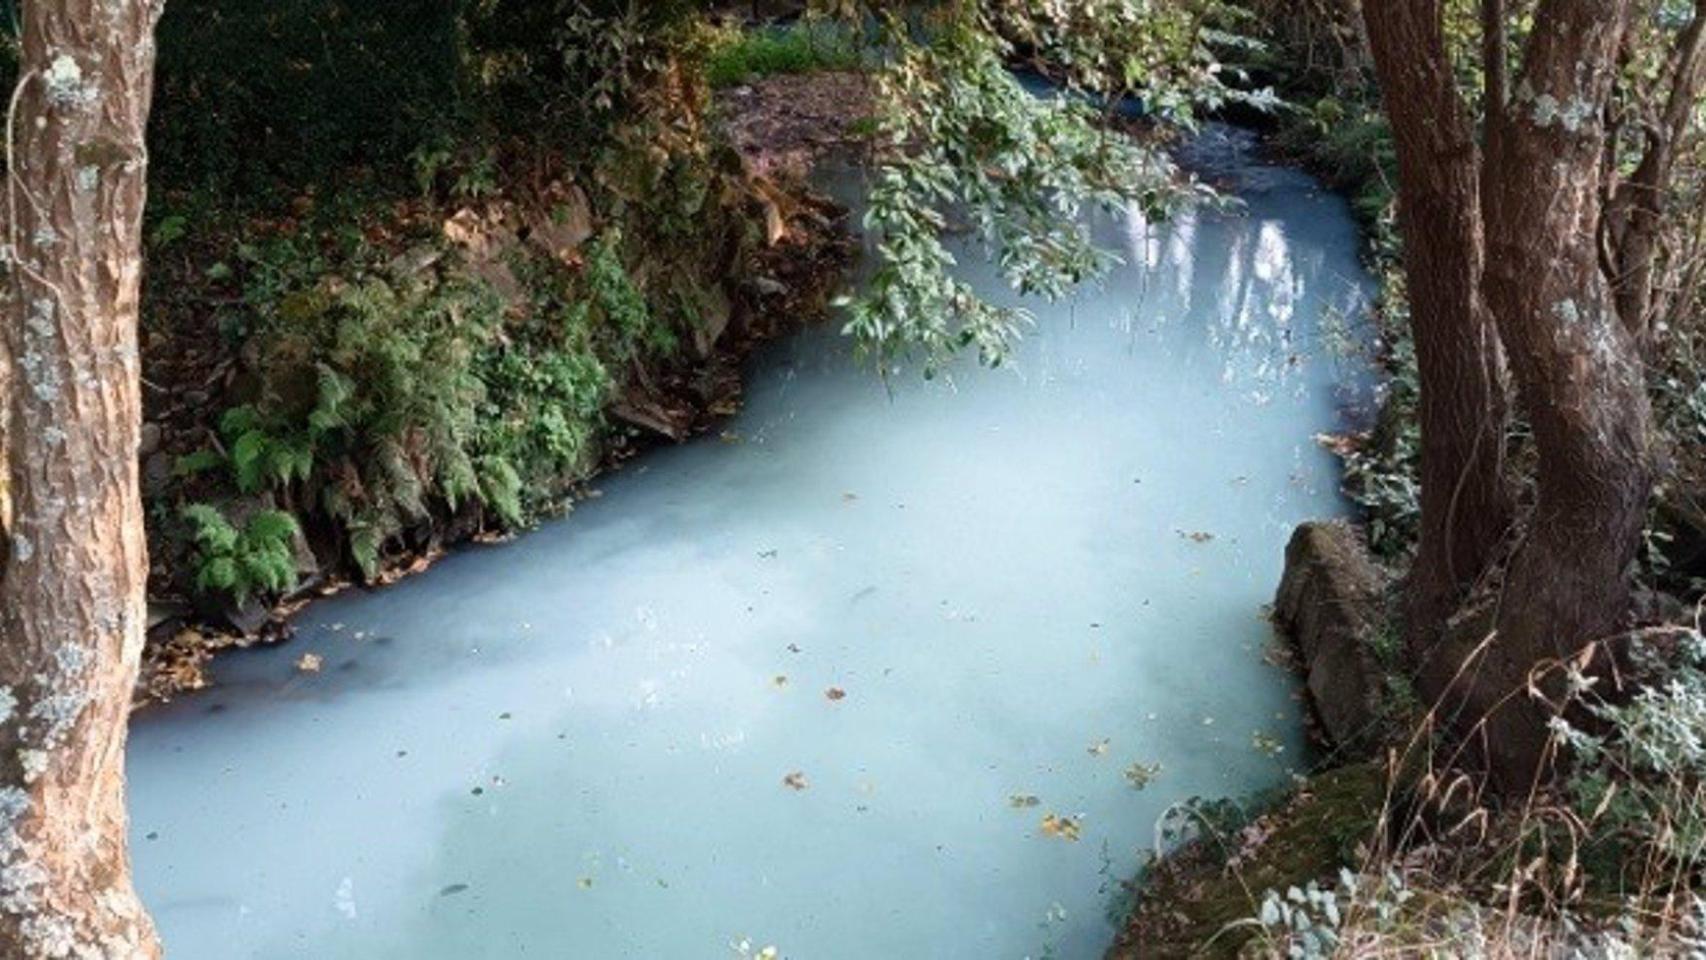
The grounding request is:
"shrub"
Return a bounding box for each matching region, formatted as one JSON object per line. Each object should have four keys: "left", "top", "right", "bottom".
{"left": 181, "top": 503, "right": 301, "bottom": 606}
{"left": 1555, "top": 625, "right": 1706, "bottom": 884}
{"left": 704, "top": 21, "right": 861, "bottom": 89}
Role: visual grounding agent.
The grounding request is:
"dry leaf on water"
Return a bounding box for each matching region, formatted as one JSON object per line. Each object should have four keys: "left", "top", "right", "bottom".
{"left": 1040, "top": 813, "right": 1082, "bottom": 842}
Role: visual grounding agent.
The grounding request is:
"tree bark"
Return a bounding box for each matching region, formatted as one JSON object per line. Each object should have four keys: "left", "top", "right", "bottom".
{"left": 1475, "top": 0, "right": 1651, "bottom": 788}
{"left": 1361, "top": 0, "right": 1514, "bottom": 664}
{"left": 0, "top": 0, "right": 165, "bottom": 955}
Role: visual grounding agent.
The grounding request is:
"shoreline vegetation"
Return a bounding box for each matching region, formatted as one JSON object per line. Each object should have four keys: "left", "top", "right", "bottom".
{"left": 132, "top": 21, "right": 875, "bottom": 701}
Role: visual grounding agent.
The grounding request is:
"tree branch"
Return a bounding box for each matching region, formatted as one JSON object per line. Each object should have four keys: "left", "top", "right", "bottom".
{"left": 1483, "top": 0, "right": 1507, "bottom": 123}
{"left": 1607, "top": 0, "right": 1706, "bottom": 340}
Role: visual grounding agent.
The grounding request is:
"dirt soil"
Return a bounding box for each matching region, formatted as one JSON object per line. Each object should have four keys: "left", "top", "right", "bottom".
{"left": 716, "top": 71, "right": 874, "bottom": 180}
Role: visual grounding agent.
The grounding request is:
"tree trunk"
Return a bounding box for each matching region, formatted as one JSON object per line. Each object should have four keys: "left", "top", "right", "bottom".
{"left": 0, "top": 1, "right": 165, "bottom": 956}
{"left": 1474, "top": 0, "right": 1651, "bottom": 788}
{"left": 1361, "top": 0, "right": 1514, "bottom": 665}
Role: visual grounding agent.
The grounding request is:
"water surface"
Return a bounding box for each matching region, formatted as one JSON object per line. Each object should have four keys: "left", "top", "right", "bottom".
{"left": 128, "top": 132, "right": 1373, "bottom": 959}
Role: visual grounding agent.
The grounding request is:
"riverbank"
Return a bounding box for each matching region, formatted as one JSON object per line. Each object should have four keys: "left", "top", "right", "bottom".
{"left": 138, "top": 69, "right": 873, "bottom": 701}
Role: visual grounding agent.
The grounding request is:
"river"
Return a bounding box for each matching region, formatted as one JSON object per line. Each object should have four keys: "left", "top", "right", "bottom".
{"left": 126, "top": 127, "right": 1374, "bottom": 959}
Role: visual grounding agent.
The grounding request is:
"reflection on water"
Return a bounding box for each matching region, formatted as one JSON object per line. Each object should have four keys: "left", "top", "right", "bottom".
{"left": 127, "top": 131, "right": 1373, "bottom": 959}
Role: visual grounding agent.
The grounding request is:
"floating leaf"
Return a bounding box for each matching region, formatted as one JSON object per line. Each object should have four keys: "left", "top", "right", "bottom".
{"left": 1040, "top": 813, "right": 1083, "bottom": 842}
{"left": 295, "top": 653, "right": 323, "bottom": 673}
{"left": 1087, "top": 738, "right": 1110, "bottom": 757}
{"left": 1008, "top": 794, "right": 1041, "bottom": 809}
{"left": 825, "top": 687, "right": 846, "bottom": 701}
{"left": 1124, "top": 762, "right": 1162, "bottom": 791}
{"left": 782, "top": 771, "right": 809, "bottom": 791}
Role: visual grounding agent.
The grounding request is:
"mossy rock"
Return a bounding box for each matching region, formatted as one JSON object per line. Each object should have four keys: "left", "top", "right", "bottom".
{"left": 1107, "top": 764, "right": 1387, "bottom": 959}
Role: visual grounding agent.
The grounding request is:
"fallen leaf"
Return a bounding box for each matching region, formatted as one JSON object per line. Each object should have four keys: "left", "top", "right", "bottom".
{"left": 1040, "top": 813, "right": 1083, "bottom": 842}
{"left": 1124, "top": 762, "right": 1162, "bottom": 791}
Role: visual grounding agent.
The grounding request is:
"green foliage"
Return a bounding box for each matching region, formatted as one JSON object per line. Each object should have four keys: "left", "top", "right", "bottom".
{"left": 846, "top": 16, "right": 1217, "bottom": 374}
{"left": 136, "top": 0, "right": 756, "bottom": 594}
{"left": 584, "top": 230, "right": 671, "bottom": 359}
{"left": 460, "top": 0, "right": 706, "bottom": 151}
{"left": 988, "top": 0, "right": 1278, "bottom": 122}
{"left": 232, "top": 273, "right": 507, "bottom": 579}
{"left": 1340, "top": 298, "right": 1421, "bottom": 560}
{"left": 181, "top": 503, "right": 302, "bottom": 606}
{"left": 1251, "top": 871, "right": 1410, "bottom": 959}
{"left": 704, "top": 20, "right": 861, "bottom": 89}
{"left": 1557, "top": 627, "right": 1706, "bottom": 884}
{"left": 475, "top": 296, "right": 613, "bottom": 517}
{"left": 177, "top": 216, "right": 650, "bottom": 581}
{"left": 1270, "top": 95, "right": 1397, "bottom": 234}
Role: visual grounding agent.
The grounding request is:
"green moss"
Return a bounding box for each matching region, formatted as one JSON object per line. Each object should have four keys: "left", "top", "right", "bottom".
{"left": 1113, "top": 764, "right": 1387, "bottom": 959}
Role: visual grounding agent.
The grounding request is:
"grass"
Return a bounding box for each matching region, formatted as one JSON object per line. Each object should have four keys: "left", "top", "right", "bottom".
{"left": 705, "top": 21, "right": 862, "bottom": 89}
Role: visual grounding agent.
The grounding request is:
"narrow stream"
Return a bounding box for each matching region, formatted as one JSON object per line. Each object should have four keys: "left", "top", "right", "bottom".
{"left": 127, "top": 129, "right": 1373, "bottom": 959}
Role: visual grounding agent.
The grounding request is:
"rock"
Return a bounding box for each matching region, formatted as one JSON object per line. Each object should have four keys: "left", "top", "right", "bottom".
{"left": 387, "top": 244, "right": 443, "bottom": 281}
{"left": 147, "top": 600, "right": 190, "bottom": 632}
{"left": 143, "top": 451, "right": 172, "bottom": 497}
{"left": 752, "top": 275, "right": 788, "bottom": 297}
{"left": 442, "top": 205, "right": 526, "bottom": 305}
{"left": 222, "top": 598, "right": 272, "bottom": 637}
{"left": 139, "top": 421, "right": 163, "bottom": 457}
{"left": 691, "top": 284, "right": 733, "bottom": 359}
{"left": 1273, "top": 520, "right": 1389, "bottom": 753}
{"left": 610, "top": 390, "right": 691, "bottom": 441}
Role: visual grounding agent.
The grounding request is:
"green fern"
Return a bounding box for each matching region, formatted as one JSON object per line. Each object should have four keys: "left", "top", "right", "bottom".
{"left": 181, "top": 502, "right": 302, "bottom": 606}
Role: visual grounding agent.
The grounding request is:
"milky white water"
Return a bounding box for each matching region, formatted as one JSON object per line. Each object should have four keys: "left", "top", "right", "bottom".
{"left": 127, "top": 128, "right": 1374, "bottom": 959}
